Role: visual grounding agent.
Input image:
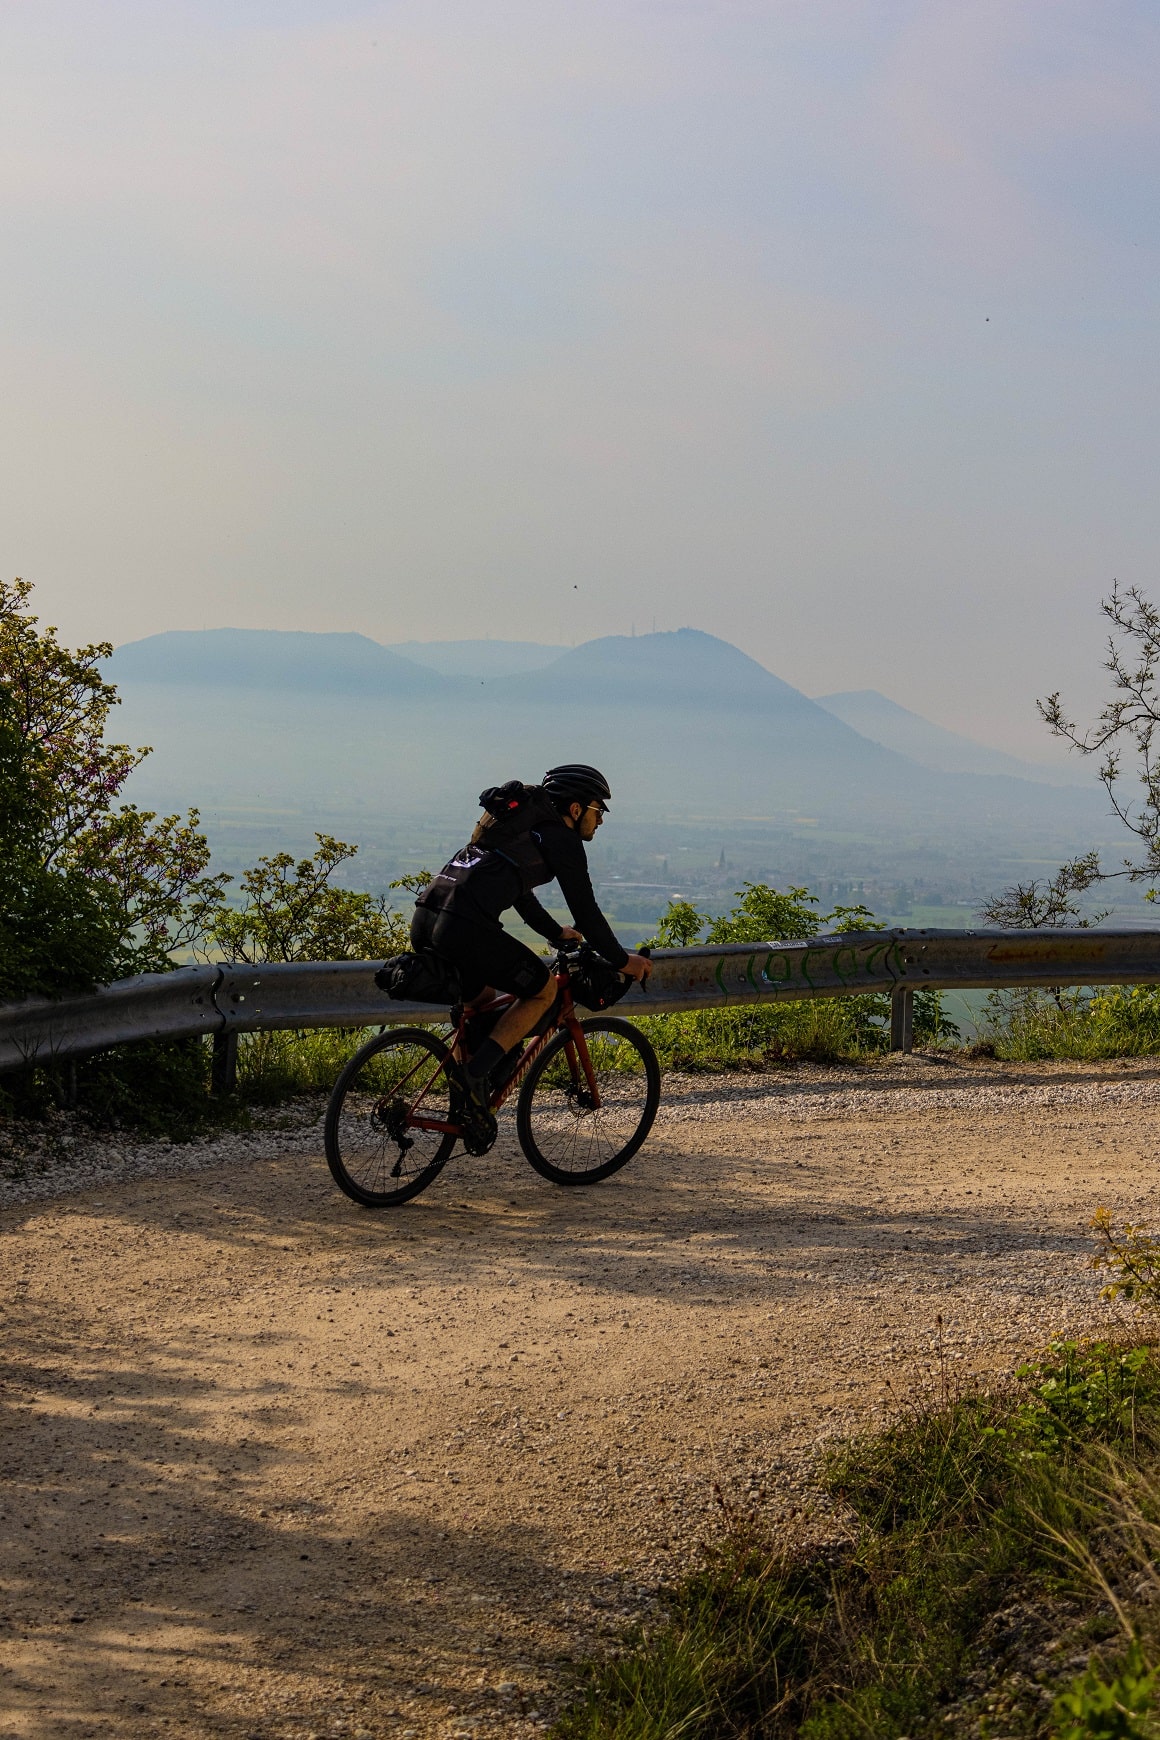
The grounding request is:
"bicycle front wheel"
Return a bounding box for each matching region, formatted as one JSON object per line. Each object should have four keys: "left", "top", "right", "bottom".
{"left": 325, "top": 1027, "right": 456, "bottom": 1207}
{"left": 516, "top": 1016, "right": 660, "bottom": 1186}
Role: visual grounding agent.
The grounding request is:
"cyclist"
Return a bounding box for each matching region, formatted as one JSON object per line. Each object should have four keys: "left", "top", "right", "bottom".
{"left": 410, "top": 764, "right": 652, "bottom": 1138}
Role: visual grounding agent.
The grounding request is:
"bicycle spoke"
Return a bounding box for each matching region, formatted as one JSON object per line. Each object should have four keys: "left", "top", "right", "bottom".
{"left": 517, "top": 1018, "right": 660, "bottom": 1185}
{"left": 325, "top": 1029, "right": 456, "bottom": 1207}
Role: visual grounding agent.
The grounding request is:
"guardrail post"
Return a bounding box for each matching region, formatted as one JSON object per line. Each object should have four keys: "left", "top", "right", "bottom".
{"left": 890, "top": 987, "right": 913, "bottom": 1054}
{"left": 211, "top": 1031, "right": 238, "bottom": 1095}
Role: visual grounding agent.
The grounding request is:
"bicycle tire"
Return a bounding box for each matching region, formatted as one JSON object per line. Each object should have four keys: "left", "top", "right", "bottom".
{"left": 325, "top": 1027, "right": 457, "bottom": 1207}
{"left": 516, "top": 1016, "right": 660, "bottom": 1186}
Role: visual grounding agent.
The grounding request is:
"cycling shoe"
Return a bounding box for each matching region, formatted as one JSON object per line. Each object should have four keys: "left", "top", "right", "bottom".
{"left": 491, "top": 1041, "right": 526, "bottom": 1091}
{"left": 449, "top": 1066, "right": 498, "bottom": 1157}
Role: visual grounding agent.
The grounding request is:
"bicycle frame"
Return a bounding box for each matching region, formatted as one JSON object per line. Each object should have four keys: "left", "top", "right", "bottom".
{"left": 405, "top": 967, "right": 600, "bottom": 1138}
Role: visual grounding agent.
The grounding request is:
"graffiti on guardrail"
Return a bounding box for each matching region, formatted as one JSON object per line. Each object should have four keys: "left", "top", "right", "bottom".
{"left": 712, "top": 936, "right": 907, "bottom": 998}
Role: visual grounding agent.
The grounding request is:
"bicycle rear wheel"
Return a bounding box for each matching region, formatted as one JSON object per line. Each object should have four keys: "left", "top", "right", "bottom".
{"left": 325, "top": 1027, "right": 456, "bottom": 1207}
{"left": 516, "top": 1016, "right": 660, "bottom": 1185}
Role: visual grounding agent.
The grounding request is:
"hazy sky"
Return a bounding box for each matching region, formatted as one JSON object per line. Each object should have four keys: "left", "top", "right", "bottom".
{"left": 2, "top": 1, "right": 1158, "bottom": 757}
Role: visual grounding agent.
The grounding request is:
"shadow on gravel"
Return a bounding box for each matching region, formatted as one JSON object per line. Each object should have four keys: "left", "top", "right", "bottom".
{"left": 0, "top": 1285, "right": 587, "bottom": 1736}
{"left": 6, "top": 1128, "right": 1101, "bottom": 1314}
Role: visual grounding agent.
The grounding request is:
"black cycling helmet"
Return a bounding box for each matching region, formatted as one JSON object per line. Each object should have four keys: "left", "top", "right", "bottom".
{"left": 542, "top": 763, "right": 612, "bottom": 811}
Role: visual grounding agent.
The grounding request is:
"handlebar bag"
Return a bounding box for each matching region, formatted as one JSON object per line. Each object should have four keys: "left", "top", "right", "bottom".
{"left": 568, "top": 949, "right": 631, "bottom": 1012}
{"left": 374, "top": 950, "right": 462, "bottom": 1005}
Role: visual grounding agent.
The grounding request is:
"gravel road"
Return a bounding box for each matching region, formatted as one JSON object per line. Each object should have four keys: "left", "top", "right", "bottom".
{"left": 2, "top": 1054, "right": 1158, "bottom": 1740}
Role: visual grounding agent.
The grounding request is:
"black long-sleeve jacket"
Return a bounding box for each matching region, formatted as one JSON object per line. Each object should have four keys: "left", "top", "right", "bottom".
{"left": 416, "top": 814, "right": 629, "bottom": 969}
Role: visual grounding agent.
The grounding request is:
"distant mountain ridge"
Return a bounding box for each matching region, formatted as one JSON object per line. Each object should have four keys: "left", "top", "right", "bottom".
{"left": 105, "top": 626, "right": 1105, "bottom": 838}
{"left": 109, "top": 628, "right": 453, "bottom": 695}
{"left": 497, "top": 629, "right": 831, "bottom": 713}
{"left": 109, "top": 629, "right": 1061, "bottom": 782}
{"left": 387, "top": 639, "right": 566, "bottom": 679}
{"left": 109, "top": 626, "right": 882, "bottom": 757}
{"left": 110, "top": 625, "right": 867, "bottom": 726}
{"left": 816, "top": 688, "right": 1082, "bottom": 786}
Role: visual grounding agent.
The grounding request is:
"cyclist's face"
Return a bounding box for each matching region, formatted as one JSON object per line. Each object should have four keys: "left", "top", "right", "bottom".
{"left": 578, "top": 800, "right": 605, "bottom": 841}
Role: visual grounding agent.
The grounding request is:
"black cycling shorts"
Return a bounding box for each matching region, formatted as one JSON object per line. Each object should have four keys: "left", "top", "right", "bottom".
{"left": 410, "top": 907, "right": 552, "bottom": 1003}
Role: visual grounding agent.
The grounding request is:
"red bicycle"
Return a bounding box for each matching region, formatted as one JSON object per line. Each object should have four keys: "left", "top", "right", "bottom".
{"left": 324, "top": 945, "right": 661, "bottom": 1207}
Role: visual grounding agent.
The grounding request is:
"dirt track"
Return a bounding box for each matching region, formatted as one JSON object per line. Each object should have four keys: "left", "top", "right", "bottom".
{"left": 3, "top": 1056, "right": 1159, "bottom": 1740}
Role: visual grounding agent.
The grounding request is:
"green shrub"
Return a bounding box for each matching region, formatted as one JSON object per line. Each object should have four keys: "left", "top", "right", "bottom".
{"left": 1054, "top": 1641, "right": 1158, "bottom": 1740}
{"left": 1010, "top": 1340, "right": 1157, "bottom": 1453}
{"left": 555, "top": 1340, "right": 1160, "bottom": 1740}
{"left": 199, "top": 837, "right": 409, "bottom": 965}
{"left": 634, "top": 885, "right": 957, "bottom": 1066}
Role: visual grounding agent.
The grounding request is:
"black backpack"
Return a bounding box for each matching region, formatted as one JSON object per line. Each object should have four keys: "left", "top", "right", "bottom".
{"left": 468, "top": 781, "right": 561, "bottom": 894}
{"left": 478, "top": 778, "right": 535, "bottom": 822}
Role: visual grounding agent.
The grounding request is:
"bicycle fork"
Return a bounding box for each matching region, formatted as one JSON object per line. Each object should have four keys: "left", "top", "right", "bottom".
{"left": 562, "top": 1019, "right": 602, "bottom": 1110}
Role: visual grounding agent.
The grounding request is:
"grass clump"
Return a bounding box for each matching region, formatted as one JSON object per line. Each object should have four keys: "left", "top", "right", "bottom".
{"left": 979, "top": 985, "right": 1160, "bottom": 1062}
{"left": 233, "top": 1026, "right": 399, "bottom": 1104}
{"left": 635, "top": 990, "right": 955, "bottom": 1072}
{"left": 554, "top": 1336, "right": 1160, "bottom": 1740}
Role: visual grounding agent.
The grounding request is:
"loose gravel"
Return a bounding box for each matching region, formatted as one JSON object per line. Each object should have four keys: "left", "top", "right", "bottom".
{"left": 2, "top": 1053, "right": 1157, "bottom": 1740}
{"left": 0, "top": 1101, "right": 327, "bottom": 1209}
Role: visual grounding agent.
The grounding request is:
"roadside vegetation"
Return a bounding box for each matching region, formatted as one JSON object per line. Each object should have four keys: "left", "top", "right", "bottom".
{"left": 553, "top": 1221, "right": 1160, "bottom": 1740}
{"left": 972, "top": 985, "right": 1160, "bottom": 1064}
{"left": 631, "top": 882, "right": 957, "bottom": 1070}
{"left": 0, "top": 579, "right": 406, "bottom": 1133}
{"left": 8, "top": 574, "right": 1160, "bottom": 1136}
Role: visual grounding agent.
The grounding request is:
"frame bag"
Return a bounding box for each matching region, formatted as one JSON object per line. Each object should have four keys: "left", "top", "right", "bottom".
{"left": 374, "top": 950, "right": 462, "bottom": 1005}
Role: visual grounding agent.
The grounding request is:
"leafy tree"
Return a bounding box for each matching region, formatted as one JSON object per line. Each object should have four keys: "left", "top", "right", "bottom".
{"left": 978, "top": 853, "right": 1107, "bottom": 931}
{"left": 69, "top": 805, "right": 228, "bottom": 972}
{"left": 706, "top": 883, "right": 824, "bottom": 945}
{"left": 644, "top": 884, "right": 884, "bottom": 949}
{"left": 647, "top": 898, "right": 714, "bottom": 949}
{"left": 387, "top": 869, "right": 435, "bottom": 896}
{"left": 0, "top": 695, "right": 121, "bottom": 999}
{"left": 1039, "top": 581, "right": 1160, "bottom": 898}
{"left": 0, "top": 578, "right": 228, "bottom": 977}
{"left": 973, "top": 581, "right": 1160, "bottom": 928}
{"left": 200, "top": 835, "right": 408, "bottom": 964}
{"left": 0, "top": 577, "right": 139, "bottom": 865}
{"left": 0, "top": 580, "right": 411, "bottom": 992}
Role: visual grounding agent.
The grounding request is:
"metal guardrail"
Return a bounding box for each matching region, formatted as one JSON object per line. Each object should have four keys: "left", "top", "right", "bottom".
{"left": 4, "top": 928, "right": 1160, "bottom": 1083}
